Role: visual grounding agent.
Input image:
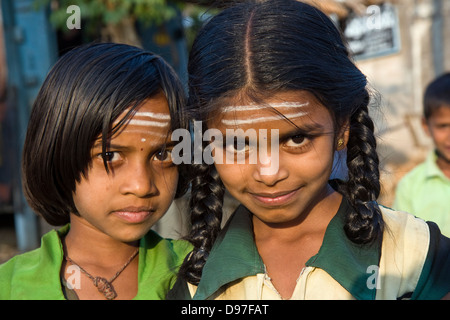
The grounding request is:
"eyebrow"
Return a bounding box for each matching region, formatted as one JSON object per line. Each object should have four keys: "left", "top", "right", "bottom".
{"left": 92, "top": 142, "right": 131, "bottom": 149}
{"left": 93, "top": 135, "right": 174, "bottom": 150}
{"left": 219, "top": 122, "right": 327, "bottom": 142}
{"left": 277, "top": 122, "right": 327, "bottom": 141}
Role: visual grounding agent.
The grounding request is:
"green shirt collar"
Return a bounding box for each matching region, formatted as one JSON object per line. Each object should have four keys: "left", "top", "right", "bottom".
{"left": 425, "top": 150, "right": 450, "bottom": 181}
{"left": 194, "top": 197, "right": 382, "bottom": 300}
{"left": 193, "top": 206, "right": 265, "bottom": 300}
{"left": 305, "top": 198, "right": 382, "bottom": 299}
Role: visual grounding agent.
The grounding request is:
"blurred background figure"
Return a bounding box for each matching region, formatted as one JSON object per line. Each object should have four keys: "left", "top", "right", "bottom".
{"left": 394, "top": 73, "right": 450, "bottom": 237}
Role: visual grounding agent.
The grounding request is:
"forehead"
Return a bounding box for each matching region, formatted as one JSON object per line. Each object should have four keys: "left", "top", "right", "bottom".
{"left": 428, "top": 105, "right": 450, "bottom": 121}
{"left": 111, "top": 94, "right": 172, "bottom": 140}
{"left": 209, "top": 91, "right": 332, "bottom": 130}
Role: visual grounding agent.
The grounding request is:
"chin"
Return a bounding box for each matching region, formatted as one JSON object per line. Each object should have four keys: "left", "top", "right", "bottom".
{"left": 115, "top": 227, "right": 151, "bottom": 244}
{"left": 252, "top": 207, "right": 300, "bottom": 224}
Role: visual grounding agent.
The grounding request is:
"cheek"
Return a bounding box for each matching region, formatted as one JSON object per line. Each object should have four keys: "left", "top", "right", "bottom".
{"left": 156, "top": 168, "right": 179, "bottom": 200}
{"left": 72, "top": 173, "right": 113, "bottom": 210}
{"left": 215, "top": 164, "right": 246, "bottom": 187}
{"left": 285, "top": 148, "right": 334, "bottom": 181}
{"left": 72, "top": 184, "right": 95, "bottom": 216}
{"left": 434, "top": 129, "right": 450, "bottom": 142}
{"left": 310, "top": 152, "right": 334, "bottom": 174}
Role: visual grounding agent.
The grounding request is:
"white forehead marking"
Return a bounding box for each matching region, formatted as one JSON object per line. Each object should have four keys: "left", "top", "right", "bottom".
{"left": 115, "top": 111, "right": 171, "bottom": 128}
{"left": 220, "top": 102, "right": 309, "bottom": 126}
{"left": 134, "top": 111, "right": 171, "bottom": 120}
{"left": 120, "top": 129, "right": 168, "bottom": 138}
{"left": 130, "top": 111, "right": 170, "bottom": 127}
{"left": 222, "top": 102, "right": 309, "bottom": 113}
{"left": 127, "top": 119, "right": 170, "bottom": 127}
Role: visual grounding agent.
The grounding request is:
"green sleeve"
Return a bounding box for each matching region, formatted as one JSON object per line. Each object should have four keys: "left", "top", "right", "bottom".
{"left": 411, "top": 221, "right": 450, "bottom": 300}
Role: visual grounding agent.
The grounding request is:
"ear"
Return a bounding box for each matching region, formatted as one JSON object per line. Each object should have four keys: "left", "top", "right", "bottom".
{"left": 336, "top": 120, "right": 350, "bottom": 151}
{"left": 421, "top": 116, "right": 431, "bottom": 137}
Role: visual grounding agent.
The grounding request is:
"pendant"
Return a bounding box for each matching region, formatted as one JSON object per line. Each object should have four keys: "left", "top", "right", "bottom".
{"left": 94, "top": 277, "right": 117, "bottom": 300}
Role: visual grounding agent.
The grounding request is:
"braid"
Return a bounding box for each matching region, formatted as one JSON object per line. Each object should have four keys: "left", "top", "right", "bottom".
{"left": 179, "top": 163, "right": 225, "bottom": 285}
{"left": 343, "top": 103, "right": 384, "bottom": 244}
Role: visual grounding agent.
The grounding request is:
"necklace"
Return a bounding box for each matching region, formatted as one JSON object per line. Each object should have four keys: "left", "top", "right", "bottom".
{"left": 65, "top": 248, "right": 139, "bottom": 300}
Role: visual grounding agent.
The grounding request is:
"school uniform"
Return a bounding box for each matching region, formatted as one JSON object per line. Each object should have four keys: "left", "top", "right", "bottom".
{"left": 168, "top": 198, "right": 450, "bottom": 300}
{"left": 394, "top": 150, "right": 450, "bottom": 237}
{"left": 0, "top": 225, "right": 192, "bottom": 300}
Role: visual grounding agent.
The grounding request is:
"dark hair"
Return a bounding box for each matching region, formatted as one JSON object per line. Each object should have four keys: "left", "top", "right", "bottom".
{"left": 22, "top": 42, "right": 188, "bottom": 226}
{"left": 423, "top": 72, "right": 450, "bottom": 119}
{"left": 180, "top": 0, "right": 383, "bottom": 284}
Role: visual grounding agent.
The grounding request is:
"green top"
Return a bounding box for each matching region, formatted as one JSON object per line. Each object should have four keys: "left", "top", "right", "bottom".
{"left": 0, "top": 225, "right": 192, "bottom": 300}
{"left": 394, "top": 150, "right": 450, "bottom": 237}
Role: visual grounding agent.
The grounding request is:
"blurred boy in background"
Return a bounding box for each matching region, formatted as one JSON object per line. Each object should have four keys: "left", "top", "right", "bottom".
{"left": 394, "top": 73, "right": 450, "bottom": 237}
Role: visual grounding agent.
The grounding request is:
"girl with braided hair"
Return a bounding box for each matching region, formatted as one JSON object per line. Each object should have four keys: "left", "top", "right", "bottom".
{"left": 169, "top": 0, "right": 450, "bottom": 300}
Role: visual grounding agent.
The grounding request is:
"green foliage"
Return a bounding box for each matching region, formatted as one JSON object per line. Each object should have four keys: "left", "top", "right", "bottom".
{"left": 182, "top": 4, "right": 218, "bottom": 50}
{"left": 34, "top": 0, "right": 179, "bottom": 31}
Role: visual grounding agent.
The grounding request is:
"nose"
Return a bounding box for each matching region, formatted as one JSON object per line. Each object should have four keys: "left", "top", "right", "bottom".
{"left": 252, "top": 153, "right": 288, "bottom": 186}
{"left": 119, "top": 161, "right": 158, "bottom": 198}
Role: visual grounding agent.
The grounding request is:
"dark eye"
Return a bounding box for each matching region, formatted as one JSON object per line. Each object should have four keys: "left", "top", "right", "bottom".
{"left": 225, "top": 137, "right": 250, "bottom": 154}
{"left": 153, "top": 149, "right": 173, "bottom": 162}
{"left": 100, "top": 151, "right": 121, "bottom": 162}
{"left": 285, "top": 135, "right": 307, "bottom": 147}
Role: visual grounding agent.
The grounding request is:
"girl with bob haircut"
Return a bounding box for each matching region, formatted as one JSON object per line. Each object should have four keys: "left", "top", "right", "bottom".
{"left": 169, "top": 0, "right": 450, "bottom": 300}
{"left": 0, "top": 42, "right": 192, "bottom": 300}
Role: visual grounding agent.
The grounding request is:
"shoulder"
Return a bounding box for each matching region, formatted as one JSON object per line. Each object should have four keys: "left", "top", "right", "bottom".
{"left": 379, "top": 204, "right": 428, "bottom": 236}
{"left": 379, "top": 205, "right": 430, "bottom": 269}
{"left": 0, "top": 246, "right": 54, "bottom": 299}
{"left": 140, "top": 230, "right": 192, "bottom": 279}
{"left": 142, "top": 230, "right": 192, "bottom": 258}
{"left": 0, "top": 226, "right": 68, "bottom": 300}
{"left": 377, "top": 205, "right": 450, "bottom": 299}
{"left": 0, "top": 247, "right": 42, "bottom": 277}
{"left": 136, "top": 231, "right": 193, "bottom": 299}
{"left": 376, "top": 205, "right": 428, "bottom": 299}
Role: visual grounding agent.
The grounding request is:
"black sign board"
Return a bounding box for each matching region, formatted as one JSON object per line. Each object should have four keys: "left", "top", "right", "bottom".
{"left": 344, "top": 3, "right": 401, "bottom": 60}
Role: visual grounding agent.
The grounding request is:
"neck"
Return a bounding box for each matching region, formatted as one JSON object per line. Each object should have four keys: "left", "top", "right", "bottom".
{"left": 64, "top": 214, "right": 139, "bottom": 268}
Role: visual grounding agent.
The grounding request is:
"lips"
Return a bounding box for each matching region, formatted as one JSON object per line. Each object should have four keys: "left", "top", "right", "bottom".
{"left": 112, "top": 206, "right": 155, "bottom": 223}
{"left": 249, "top": 189, "right": 299, "bottom": 206}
